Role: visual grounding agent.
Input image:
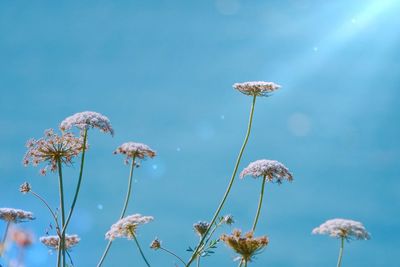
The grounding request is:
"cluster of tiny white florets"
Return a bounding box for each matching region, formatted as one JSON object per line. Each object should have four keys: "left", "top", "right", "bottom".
{"left": 114, "top": 142, "right": 156, "bottom": 163}
{"left": 23, "top": 129, "right": 85, "bottom": 175}
{"left": 312, "top": 219, "right": 370, "bottom": 240}
{"left": 233, "top": 81, "right": 281, "bottom": 97}
{"left": 39, "top": 234, "right": 80, "bottom": 250}
{"left": 105, "top": 214, "right": 154, "bottom": 241}
{"left": 240, "top": 159, "right": 293, "bottom": 184}
{"left": 60, "top": 111, "right": 114, "bottom": 135}
{"left": 0, "top": 208, "right": 35, "bottom": 223}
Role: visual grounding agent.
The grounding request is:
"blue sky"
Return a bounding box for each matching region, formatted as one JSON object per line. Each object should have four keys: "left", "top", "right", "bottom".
{"left": 1, "top": 0, "right": 399, "bottom": 266}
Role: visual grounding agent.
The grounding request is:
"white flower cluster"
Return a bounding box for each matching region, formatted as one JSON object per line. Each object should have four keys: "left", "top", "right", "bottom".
{"left": 233, "top": 81, "right": 281, "bottom": 97}
{"left": 240, "top": 159, "right": 293, "bottom": 183}
{"left": 105, "top": 214, "right": 154, "bottom": 241}
{"left": 312, "top": 219, "right": 370, "bottom": 240}
{"left": 40, "top": 234, "right": 80, "bottom": 250}
{"left": 114, "top": 142, "right": 156, "bottom": 162}
{"left": 60, "top": 111, "right": 114, "bottom": 135}
{"left": 0, "top": 208, "right": 35, "bottom": 223}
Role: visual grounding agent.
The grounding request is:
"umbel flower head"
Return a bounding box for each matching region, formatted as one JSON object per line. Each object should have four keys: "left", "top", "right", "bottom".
{"left": 220, "top": 229, "right": 269, "bottom": 263}
{"left": 233, "top": 81, "right": 281, "bottom": 97}
{"left": 19, "top": 182, "right": 31, "bottom": 194}
{"left": 193, "top": 221, "right": 210, "bottom": 237}
{"left": 312, "top": 218, "right": 371, "bottom": 241}
{"left": 23, "top": 129, "right": 85, "bottom": 175}
{"left": 10, "top": 228, "right": 34, "bottom": 248}
{"left": 114, "top": 142, "right": 156, "bottom": 163}
{"left": 0, "top": 208, "right": 35, "bottom": 223}
{"left": 150, "top": 238, "right": 161, "bottom": 250}
{"left": 105, "top": 214, "right": 154, "bottom": 241}
{"left": 240, "top": 159, "right": 293, "bottom": 184}
{"left": 60, "top": 111, "right": 114, "bottom": 135}
{"left": 40, "top": 234, "right": 80, "bottom": 250}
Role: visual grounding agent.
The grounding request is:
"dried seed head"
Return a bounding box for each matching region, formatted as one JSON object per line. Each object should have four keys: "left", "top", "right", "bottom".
{"left": 105, "top": 214, "right": 154, "bottom": 241}
{"left": 60, "top": 111, "right": 114, "bottom": 135}
{"left": 19, "top": 182, "right": 31, "bottom": 194}
{"left": 233, "top": 81, "right": 281, "bottom": 97}
{"left": 312, "top": 218, "right": 370, "bottom": 241}
{"left": 0, "top": 208, "right": 35, "bottom": 223}
{"left": 220, "top": 229, "right": 269, "bottom": 263}
{"left": 23, "top": 129, "right": 85, "bottom": 175}
{"left": 40, "top": 234, "right": 80, "bottom": 250}
{"left": 193, "top": 221, "right": 210, "bottom": 237}
{"left": 240, "top": 159, "right": 293, "bottom": 184}
{"left": 150, "top": 238, "right": 161, "bottom": 250}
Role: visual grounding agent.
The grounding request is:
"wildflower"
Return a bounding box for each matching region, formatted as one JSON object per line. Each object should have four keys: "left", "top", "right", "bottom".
{"left": 220, "top": 230, "right": 269, "bottom": 263}
{"left": 19, "top": 182, "right": 31, "bottom": 193}
{"left": 312, "top": 219, "right": 370, "bottom": 240}
{"left": 150, "top": 238, "right": 161, "bottom": 250}
{"left": 10, "top": 228, "right": 33, "bottom": 247}
{"left": 0, "top": 208, "right": 35, "bottom": 223}
{"left": 23, "top": 129, "right": 84, "bottom": 175}
{"left": 193, "top": 221, "right": 210, "bottom": 237}
{"left": 222, "top": 215, "right": 235, "bottom": 226}
{"left": 60, "top": 111, "right": 114, "bottom": 135}
{"left": 105, "top": 214, "right": 153, "bottom": 241}
{"left": 114, "top": 142, "right": 156, "bottom": 163}
{"left": 233, "top": 81, "right": 281, "bottom": 97}
{"left": 40, "top": 234, "right": 80, "bottom": 250}
{"left": 240, "top": 159, "right": 293, "bottom": 184}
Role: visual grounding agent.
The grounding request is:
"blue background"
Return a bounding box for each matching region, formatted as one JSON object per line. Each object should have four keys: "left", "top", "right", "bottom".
{"left": 1, "top": 0, "right": 399, "bottom": 266}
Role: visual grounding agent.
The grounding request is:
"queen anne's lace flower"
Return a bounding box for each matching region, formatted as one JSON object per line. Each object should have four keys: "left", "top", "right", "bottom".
{"left": 60, "top": 111, "right": 114, "bottom": 135}
{"left": 19, "top": 182, "right": 31, "bottom": 193}
{"left": 150, "top": 238, "right": 161, "bottom": 250}
{"left": 23, "top": 129, "right": 84, "bottom": 175}
{"left": 240, "top": 159, "right": 293, "bottom": 184}
{"left": 10, "top": 228, "right": 33, "bottom": 247}
{"left": 114, "top": 142, "right": 156, "bottom": 163}
{"left": 0, "top": 208, "right": 35, "bottom": 223}
{"left": 193, "top": 221, "right": 210, "bottom": 237}
{"left": 312, "top": 219, "right": 370, "bottom": 240}
{"left": 105, "top": 214, "right": 153, "bottom": 241}
{"left": 40, "top": 234, "right": 80, "bottom": 250}
{"left": 233, "top": 81, "right": 281, "bottom": 97}
{"left": 221, "top": 230, "right": 269, "bottom": 263}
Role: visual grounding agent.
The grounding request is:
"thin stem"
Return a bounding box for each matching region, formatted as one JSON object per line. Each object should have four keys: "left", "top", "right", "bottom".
{"left": 30, "top": 190, "right": 61, "bottom": 235}
{"left": 159, "top": 247, "right": 186, "bottom": 265}
{"left": 132, "top": 234, "right": 151, "bottom": 267}
{"left": 187, "top": 95, "right": 257, "bottom": 266}
{"left": 244, "top": 260, "right": 248, "bottom": 267}
{"left": 196, "top": 256, "right": 200, "bottom": 267}
{"left": 0, "top": 221, "right": 11, "bottom": 256}
{"left": 238, "top": 259, "right": 243, "bottom": 267}
{"left": 97, "top": 158, "right": 136, "bottom": 267}
{"left": 57, "top": 159, "right": 66, "bottom": 267}
{"left": 62, "top": 129, "right": 88, "bottom": 235}
{"left": 337, "top": 237, "right": 345, "bottom": 267}
{"left": 251, "top": 175, "right": 267, "bottom": 232}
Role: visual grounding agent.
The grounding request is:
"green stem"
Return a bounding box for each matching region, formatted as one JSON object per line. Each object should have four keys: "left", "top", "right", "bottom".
{"left": 196, "top": 256, "right": 200, "bottom": 267}
{"left": 62, "top": 129, "right": 88, "bottom": 235}
{"left": 251, "top": 175, "right": 267, "bottom": 232}
{"left": 30, "top": 190, "right": 61, "bottom": 235}
{"left": 238, "top": 259, "right": 243, "bottom": 267}
{"left": 244, "top": 260, "right": 248, "bottom": 267}
{"left": 186, "top": 95, "right": 257, "bottom": 266}
{"left": 97, "top": 157, "right": 136, "bottom": 267}
{"left": 159, "top": 247, "right": 186, "bottom": 265}
{"left": 57, "top": 159, "right": 66, "bottom": 267}
{"left": 0, "top": 221, "right": 11, "bottom": 256}
{"left": 133, "top": 234, "right": 151, "bottom": 267}
{"left": 337, "top": 237, "right": 344, "bottom": 267}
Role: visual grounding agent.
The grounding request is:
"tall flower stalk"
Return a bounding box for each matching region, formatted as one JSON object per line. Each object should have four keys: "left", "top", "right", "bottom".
{"left": 337, "top": 237, "right": 344, "bottom": 267}
{"left": 57, "top": 159, "right": 66, "bottom": 267}
{"left": 252, "top": 176, "right": 266, "bottom": 232}
{"left": 98, "top": 142, "right": 156, "bottom": 266}
{"left": 186, "top": 94, "right": 257, "bottom": 266}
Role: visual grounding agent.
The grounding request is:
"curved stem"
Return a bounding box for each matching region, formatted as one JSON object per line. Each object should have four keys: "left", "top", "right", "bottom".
{"left": 62, "top": 129, "right": 88, "bottom": 235}
{"left": 57, "top": 159, "right": 66, "bottom": 267}
{"left": 159, "top": 247, "right": 186, "bottom": 265}
{"left": 97, "top": 157, "right": 136, "bottom": 267}
{"left": 0, "top": 221, "right": 11, "bottom": 256}
{"left": 337, "top": 237, "right": 344, "bottom": 267}
{"left": 30, "top": 191, "right": 61, "bottom": 235}
{"left": 251, "top": 175, "right": 266, "bottom": 232}
{"left": 133, "top": 234, "right": 151, "bottom": 267}
{"left": 187, "top": 95, "right": 257, "bottom": 266}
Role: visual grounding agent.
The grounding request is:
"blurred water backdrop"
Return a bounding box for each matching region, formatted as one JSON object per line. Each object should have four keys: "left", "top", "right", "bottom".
{"left": 1, "top": 0, "right": 399, "bottom": 266}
